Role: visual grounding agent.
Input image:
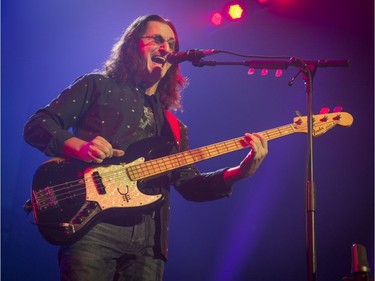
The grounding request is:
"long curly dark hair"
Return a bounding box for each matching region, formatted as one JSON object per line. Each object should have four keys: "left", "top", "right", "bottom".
{"left": 104, "top": 14, "right": 187, "bottom": 111}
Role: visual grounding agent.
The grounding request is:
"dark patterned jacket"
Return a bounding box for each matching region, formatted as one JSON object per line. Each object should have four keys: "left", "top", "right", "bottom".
{"left": 24, "top": 73, "right": 232, "bottom": 260}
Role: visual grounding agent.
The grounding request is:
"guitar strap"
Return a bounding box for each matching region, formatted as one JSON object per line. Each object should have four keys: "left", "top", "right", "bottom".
{"left": 163, "top": 109, "right": 181, "bottom": 150}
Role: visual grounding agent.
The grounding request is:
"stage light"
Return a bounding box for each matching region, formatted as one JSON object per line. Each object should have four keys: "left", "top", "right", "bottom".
{"left": 261, "top": 68, "right": 269, "bottom": 76}
{"left": 210, "top": 12, "right": 224, "bottom": 26}
{"left": 248, "top": 68, "right": 284, "bottom": 77}
{"left": 247, "top": 68, "right": 255, "bottom": 75}
{"left": 210, "top": 2, "right": 247, "bottom": 26}
{"left": 275, "top": 69, "right": 283, "bottom": 77}
{"left": 227, "top": 4, "right": 245, "bottom": 20}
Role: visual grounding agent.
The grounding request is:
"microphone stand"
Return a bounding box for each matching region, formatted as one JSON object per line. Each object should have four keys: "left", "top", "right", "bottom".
{"left": 191, "top": 57, "right": 350, "bottom": 281}
{"left": 301, "top": 62, "right": 318, "bottom": 281}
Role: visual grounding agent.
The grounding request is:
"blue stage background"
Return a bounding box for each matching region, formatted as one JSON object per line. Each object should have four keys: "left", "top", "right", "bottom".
{"left": 2, "top": 1, "right": 373, "bottom": 280}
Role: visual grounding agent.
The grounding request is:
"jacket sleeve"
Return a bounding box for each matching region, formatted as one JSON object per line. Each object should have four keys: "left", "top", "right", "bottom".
{"left": 23, "top": 75, "right": 92, "bottom": 156}
{"left": 171, "top": 122, "right": 233, "bottom": 202}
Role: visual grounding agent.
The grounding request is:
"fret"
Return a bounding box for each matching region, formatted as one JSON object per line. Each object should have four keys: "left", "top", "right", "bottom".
{"left": 263, "top": 130, "right": 271, "bottom": 140}
{"left": 278, "top": 127, "right": 284, "bottom": 136}
{"left": 189, "top": 148, "right": 207, "bottom": 161}
{"left": 171, "top": 153, "right": 187, "bottom": 167}
{"left": 261, "top": 124, "right": 296, "bottom": 140}
{"left": 182, "top": 151, "right": 196, "bottom": 163}
{"left": 160, "top": 157, "right": 175, "bottom": 170}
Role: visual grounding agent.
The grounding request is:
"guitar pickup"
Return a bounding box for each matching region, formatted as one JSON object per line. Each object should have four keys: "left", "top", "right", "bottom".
{"left": 92, "top": 171, "right": 106, "bottom": 195}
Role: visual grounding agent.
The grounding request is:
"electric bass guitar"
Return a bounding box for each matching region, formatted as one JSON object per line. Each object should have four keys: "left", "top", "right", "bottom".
{"left": 28, "top": 110, "right": 353, "bottom": 245}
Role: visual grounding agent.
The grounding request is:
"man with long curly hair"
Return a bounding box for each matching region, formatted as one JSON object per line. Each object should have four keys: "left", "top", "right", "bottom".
{"left": 24, "top": 14, "right": 268, "bottom": 281}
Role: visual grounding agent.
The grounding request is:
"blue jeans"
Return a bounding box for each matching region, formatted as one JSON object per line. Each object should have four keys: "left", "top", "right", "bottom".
{"left": 58, "top": 214, "right": 164, "bottom": 281}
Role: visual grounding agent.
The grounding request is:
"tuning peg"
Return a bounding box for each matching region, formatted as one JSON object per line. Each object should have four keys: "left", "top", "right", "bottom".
{"left": 319, "top": 107, "right": 330, "bottom": 114}
{"left": 295, "top": 110, "right": 302, "bottom": 117}
{"left": 333, "top": 106, "right": 343, "bottom": 113}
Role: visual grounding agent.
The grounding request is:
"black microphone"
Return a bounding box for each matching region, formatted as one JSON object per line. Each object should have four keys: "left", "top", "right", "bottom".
{"left": 165, "top": 49, "right": 217, "bottom": 64}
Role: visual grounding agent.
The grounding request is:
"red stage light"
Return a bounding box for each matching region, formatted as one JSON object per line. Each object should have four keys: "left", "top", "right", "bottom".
{"left": 275, "top": 69, "right": 283, "bottom": 77}
{"left": 210, "top": 12, "right": 224, "bottom": 26}
{"left": 247, "top": 68, "right": 255, "bottom": 75}
{"left": 227, "top": 4, "right": 244, "bottom": 20}
{"left": 261, "top": 68, "right": 269, "bottom": 76}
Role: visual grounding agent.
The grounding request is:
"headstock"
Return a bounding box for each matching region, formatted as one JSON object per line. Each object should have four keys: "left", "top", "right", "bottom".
{"left": 293, "top": 107, "right": 354, "bottom": 136}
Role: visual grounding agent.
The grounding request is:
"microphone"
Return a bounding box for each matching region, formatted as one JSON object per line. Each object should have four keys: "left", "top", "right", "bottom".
{"left": 351, "top": 244, "right": 371, "bottom": 280}
{"left": 165, "top": 49, "right": 217, "bottom": 64}
{"left": 342, "top": 244, "right": 372, "bottom": 281}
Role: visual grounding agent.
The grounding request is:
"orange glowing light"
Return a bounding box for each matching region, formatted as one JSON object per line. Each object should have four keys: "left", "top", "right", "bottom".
{"left": 228, "top": 4, "right": 244, "bottom": 20}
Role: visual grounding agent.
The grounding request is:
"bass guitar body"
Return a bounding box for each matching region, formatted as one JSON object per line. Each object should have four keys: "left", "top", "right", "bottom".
{"left": 31, "top": 137, "right": 174, "bottom": 245}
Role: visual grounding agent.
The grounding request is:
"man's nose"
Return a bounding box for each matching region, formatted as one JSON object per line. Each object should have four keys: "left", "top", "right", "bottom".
{"left": 159, "top": 41, "right": 172, "bottom": 53}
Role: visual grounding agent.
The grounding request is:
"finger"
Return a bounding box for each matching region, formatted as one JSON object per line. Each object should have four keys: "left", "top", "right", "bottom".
{"left": 244, "top": 133, "right": 261, "bottom": 145}
{"left": 244, "top": 134, "right": 259, "bottom": 153}
{"left": 91, "top": 137, "right": 114, "bottom": 158}
{"left": 78, "top": 142, "right": 100, "bottom": 163}
{"left": 249, "top": 133, "right": 268, "bottom": 157}
{"left": 82, "top": 149, "right": 103, "bottom": 163}
{"left": 241, "top": 133, "right": 254, "bottom": 149}
{"left": 244, "top": 133, "right": 252, "bottom": 143}
{"left": 113, "top": 149, "right": 125, "bottom": 157}
{"left": 253, "top": 133, "right": 268, "bottom": 150}
{"left": 87, "top": 147, "right": 106, "bottom": 163}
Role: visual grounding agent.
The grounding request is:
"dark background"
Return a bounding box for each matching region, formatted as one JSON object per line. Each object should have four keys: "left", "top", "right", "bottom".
{"left": 2, "top": 0, "right": 373, "bottom": 280}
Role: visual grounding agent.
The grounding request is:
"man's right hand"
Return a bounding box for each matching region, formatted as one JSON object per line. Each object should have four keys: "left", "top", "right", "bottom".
{"left": 63, "top": 136, "right": 125, "bottom": 163}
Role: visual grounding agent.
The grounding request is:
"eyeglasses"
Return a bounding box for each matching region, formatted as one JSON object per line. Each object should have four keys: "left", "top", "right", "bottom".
{"left": 141, "top": 34, "right": 176, "bottom": 52}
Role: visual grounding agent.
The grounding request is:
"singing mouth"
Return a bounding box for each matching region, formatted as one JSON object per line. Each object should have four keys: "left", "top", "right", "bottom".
{"left": 151, "top": 56, "right": 166, "bottom": 64}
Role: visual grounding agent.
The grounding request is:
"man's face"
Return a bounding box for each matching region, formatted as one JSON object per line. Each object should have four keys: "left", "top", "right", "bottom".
{"left": 138, "top": 21, "right": 176, "bottom": 86}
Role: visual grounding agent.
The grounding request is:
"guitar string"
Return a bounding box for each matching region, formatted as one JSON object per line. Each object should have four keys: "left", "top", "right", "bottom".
{"left": 34, "top": 119, "right": 338, "bottom": 207}
{"left": 33, "top": 123, "right": 302, "bottom": 206}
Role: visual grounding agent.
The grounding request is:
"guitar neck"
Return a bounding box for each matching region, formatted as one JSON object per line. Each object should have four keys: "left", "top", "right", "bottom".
{"left": 127, "top": 123, "right": 297, "bottom": 181}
